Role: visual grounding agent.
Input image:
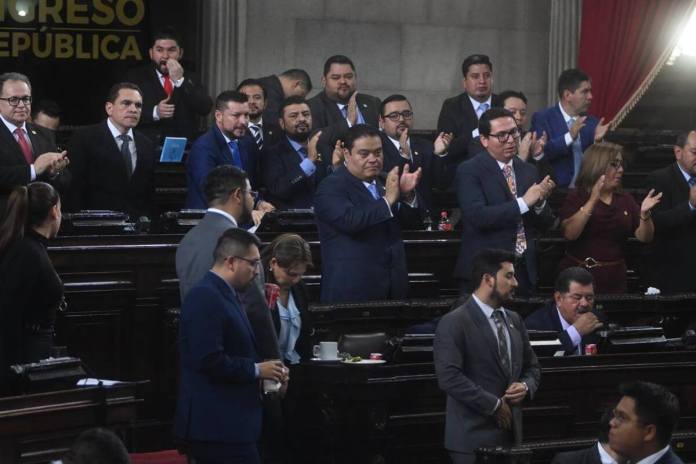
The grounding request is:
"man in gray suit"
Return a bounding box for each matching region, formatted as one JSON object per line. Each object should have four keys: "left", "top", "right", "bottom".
{"left": 434, "top": 248, "right": 541, "bottom": 464}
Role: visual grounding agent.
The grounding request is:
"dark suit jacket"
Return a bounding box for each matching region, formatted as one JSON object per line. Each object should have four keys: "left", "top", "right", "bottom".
{"left": 270, "top": 281, "right": 313, "bottom": 362}
{"left": 0, "top": 121, "right": 69, "bottom": 208}
{"left": 185, "top": 125, "right": 260, "bottom": 209}
{"left": 646, "top": 163, "right": 696, "bottom": 293}
{"left": 454, "top": 152, "right": 554, "bottom": 285}
{"left": 123, "top": 64, "right": 212, "bottom": 145}
{"left": 261, "top": 136, "right": 330, "bottom": 210}
{"left": 433, "top": 297, "right": 541, "bottom": 453}
{"left": 380, "top": 132, "right": 448, "bottom": 212}
{"left": 67, "top": 121, "right": 156, "bottom": 217}
{"left": 524, "top": 301, "right": 607, "bottom": 355}
{"left": 313, "top": 165, "right": 424, "bottom": 303}
{"left": 530, "top": 105, "right": 599, "bottom": 188}
{"left": 307, "top": 91, "right": 380, "bottom": 146}
{"left": 551, "top": 444, "right": 603, "bottom": 464}
{"left": 437, "top": 92, "right": 502, "bottom": 164}
{"left": 173, "top": 271, "right": 262, "bottom": 446}
{"left": 258, "top": 119, "right": 283, "bottom": 148}
{"left": 258, "top": 74, "right": 285, "bottom": 124}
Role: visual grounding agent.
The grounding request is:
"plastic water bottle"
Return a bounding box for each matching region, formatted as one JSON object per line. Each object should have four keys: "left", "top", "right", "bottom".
{"left": 438, "top": 211, "right": 452, "bottom": 232}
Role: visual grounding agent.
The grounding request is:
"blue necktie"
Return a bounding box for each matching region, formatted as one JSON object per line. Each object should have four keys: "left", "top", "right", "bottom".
{"left": 228, "top": 140, "right": 243, "bottom": 169}
{"left": 689, "top": 177, "right": 696, "bottom": 187}
{"left": 367, "top": 183, "right": 380, "bottom": 200}
{"left": 567, "top": 118, "right": 583, "bottom": 187}
{"left": 477, "top": 102, "right": 490, "bottom": 119}
{"left": 298, "top": 146, "right": 308, "bottom": 159}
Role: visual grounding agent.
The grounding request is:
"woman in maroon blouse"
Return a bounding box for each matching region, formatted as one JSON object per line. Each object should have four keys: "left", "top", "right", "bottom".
{"left": 558, "top": 142, "right": 662, "bottom": 293}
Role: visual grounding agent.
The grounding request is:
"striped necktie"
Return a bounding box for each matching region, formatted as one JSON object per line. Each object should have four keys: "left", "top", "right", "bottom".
{"left": 250, "top": 124, "right": 263, "bottom": 150}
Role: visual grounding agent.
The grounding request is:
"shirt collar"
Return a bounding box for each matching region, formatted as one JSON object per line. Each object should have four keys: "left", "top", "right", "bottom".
{"left": 676, "top": 163, "right": 693, "bottom": 184}
{"left": 469, "top": 94, "right": 492, "bottom": 111}
{"left": 558, "top": 102, "right": 575, "bottom": 123}
{"left": 556, "top": 306, "right": 572, "bottom": 330}
{"left": 250, "top": 117, "right": 263, "bottom": 128}
{"left": 387, "top": 134, "right": 410, "bottom": 152}
{"left": 635, "top": 446, "right": 671, "bottom": 464}
{"left": 472, "top": 293, "right": 504, "bottom": 320}
{"left": 0, "top": 113, "right": 25, "bottom": 134}
{"left": 596, "top": 442, "right": 619, "bottom": 464}
{"left": 287, "top": 136, "right": 306, "bottom": 154}
{"left": 206, "top": 208, "right": 238, "bottom": 227}
{"left": 496, "top": 158, "right": 514, "bottom": 171}
{"left": 107, "top": 118, "right": 134, "bottom": 140}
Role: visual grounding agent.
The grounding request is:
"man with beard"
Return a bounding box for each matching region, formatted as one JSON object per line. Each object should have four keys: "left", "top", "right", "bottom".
{"left": 379, "top": 94, "right": 452, "bottom": 212}
{"left": 646, "top": 130, "right": 696, "bottom": 293}
{"left": 124, "top": 27, "right": 212, "bottom": 145}
{"left": 455, "top": 108, "right": 555, "bottom": 295}
{"left": 261, "top": 96, "right": 332, "bottom": 209}
{"left": 530, "top": 68, "right": 610, "bottom": 187}
{"left": 237, "top": 78, "right": 282, "bottom": 150}
{"left": 434, "top": 248, "right": 541, "bottom": 464}
{"left": 67, "top": 82, "right": 156, "bottom": 218}
{"left": 185, "top": 90, "right": 274, "bottom": 217}
{"left": 308, "top": 55, "right": 381, "bottom": 148}
{"left": 174, "top": 227, "right": 288, "bottom": 464}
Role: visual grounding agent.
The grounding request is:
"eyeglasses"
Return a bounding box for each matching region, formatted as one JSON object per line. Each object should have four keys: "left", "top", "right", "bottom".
{"left": 488, "top": 128, "right": 521, "bottom": 143}
{"left": 609, "top": 159, "right": 624, "bottom": 169}
{"left": 611, "top": 408, "right": 645, "bottom": 426}
{"left": 0, "top": 96, "right": 32, "bottom": 106}
{"left": 242, "top": 189, "right": 259, "bottom": 200}
{"left": 383, "top": 110, "right": 414, "bottom": 122}
{"left": 233, "top": 256, "right": 261, "bottom": 268}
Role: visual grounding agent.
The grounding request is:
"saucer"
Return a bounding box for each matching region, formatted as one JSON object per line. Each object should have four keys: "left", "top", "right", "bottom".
{"left": 341, "top": 359, "right": 386, "bottom": 365}
{"left": 310, "top": 357, "right": 340, "bottom": 362}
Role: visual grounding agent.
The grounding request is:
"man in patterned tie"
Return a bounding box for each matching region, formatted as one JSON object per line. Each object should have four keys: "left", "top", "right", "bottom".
{"left": 434, "top": 248, "right": 541, "bottom": 464}
{"left": 0, "top": 72, "right": 69, "bottom": 208}
{"left": 237, "top": 78, "right": 282, "bottom": 150}
{"left": 455, "top": 108, "right": 555, "bottom": 295}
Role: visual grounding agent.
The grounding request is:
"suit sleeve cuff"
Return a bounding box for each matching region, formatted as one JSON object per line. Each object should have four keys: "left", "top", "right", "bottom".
{"left": 689, "top": 201, "right": 696, "bottom": 211}
{"left": 254, "top": 363, "right": 260, "bottom": 379}
{"left": 564, "top": 132, "right": 574, "bottom": 146}
{"left": 382, "top": 198, "right": 394, "bottom": 218}
{"left": 300, "top": 158, "right": 316, "bottom": 176}
{"left": 517, "top": 197, "right": 530, "bottom": 214}
{"left": 29, "top": 164, "right": 37, "bottom": 181}
{"left": 491, "top": 398, "right": 501, "bottom": 415}
{"left": 153, "top": 106, "right": 160, "bottom": 122}
{"left": 566, "top": 326, "right": 582, "bottom": 348}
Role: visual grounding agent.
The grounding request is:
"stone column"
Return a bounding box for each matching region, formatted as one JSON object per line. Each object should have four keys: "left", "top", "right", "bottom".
{"left": 547, "top": 0, "right": 582, "bottom": 105}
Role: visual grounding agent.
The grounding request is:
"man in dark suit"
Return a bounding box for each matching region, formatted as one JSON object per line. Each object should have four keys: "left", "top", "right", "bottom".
{"left": 434, "top": 249, "right": 541, "bottom": 464}
{"left": 185, "top": 90, "right": 273, "bottom": 215}
{"left": 67, "top": 82, "right": 156, "bottom": 218}
{"left": 437, "top": 54, "right": 501, "bottom": 165}
{"left": 378, "top": 94, "right": 452, "bottom": 213}
{"left": 525, "top": 267, "right": 606, "bottom": 355}
{"left": 455, "top": 108, "right": 555, "bottom": 295}
{"left": 256, "top": 69, "right": 313, "bottom": 124}
{"left": 314, "top": 124, "right": 424, "bottom": 303}
{"left": 646, "top": 130, "right": 696, "bottom": 294}
{"left": 307, "top": 55, "right": 381, "bottom": 148}
{"left": 0, "top": 72, "right": 69, "bottom": 207}
{"left": 609, "top": 381, "right": 684, "bottom": 464}
{"left": 551, "top": 409, "right": 622, "bottom": 464}
{"left": 124, "top": 27, "right": 212, "bottom": 145}
{"left": 237, "top": 78, "right": 282, "bottom": 150}
{"left": 173, "top": 227, "right": 287, "bottom": 464}
{"left": 530, "top": 68, "right": 610, "bottom": 187}
{"left": 262, "top": 96, "right": 334, "bottom": 210}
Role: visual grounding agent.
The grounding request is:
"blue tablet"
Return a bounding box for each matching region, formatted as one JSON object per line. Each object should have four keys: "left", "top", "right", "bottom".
{"left": 159, "top": 137, "right": 187, "bottom": 162}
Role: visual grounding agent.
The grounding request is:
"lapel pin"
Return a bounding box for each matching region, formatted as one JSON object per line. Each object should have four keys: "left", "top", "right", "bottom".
{"left": 31, "top": 130, "right": 37, "bottom": 135}
{"left": 623, "top": 210, "right": 628, "bottom": 216}
{"left": 414, "top": 151, "right": 419, "bottom": 157}
{"left": 362, "top": 103, "right": 367, "bottom": 108}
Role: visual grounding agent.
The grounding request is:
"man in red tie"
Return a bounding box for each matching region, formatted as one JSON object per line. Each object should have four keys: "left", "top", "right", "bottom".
{"left": 124, "top": 27, "right": 213, "bottom": 145}
{"left": 0, "top": 72, "right": 69, "bottom": 207}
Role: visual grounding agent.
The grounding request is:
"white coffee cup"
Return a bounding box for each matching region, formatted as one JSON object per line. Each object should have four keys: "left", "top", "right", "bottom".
{"left": 313, "top": 341, "right": 339, "bottom": 360}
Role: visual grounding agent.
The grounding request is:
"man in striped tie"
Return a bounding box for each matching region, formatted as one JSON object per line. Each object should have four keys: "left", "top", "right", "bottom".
{"left": 237, "top": 78, "right": 282, "bottom": 151}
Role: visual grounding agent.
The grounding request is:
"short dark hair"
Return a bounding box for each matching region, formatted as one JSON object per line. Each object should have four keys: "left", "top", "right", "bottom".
{"left": 31, "top": 99, "right": 61, "bottom": 119}
{"left": 279, "top": 68, "right": 313, "bottom": 93}
{"left": 461, "top": 54, "right": 492, "bottom": 77}
{"left": 344, "top": 124, "right": 381, "bottom": 151}
{"left": 151, "top": 26, "right": 181, "bottom": 47}
{"left": 62, "top": 428, "right": 130, "bottom": 464}
{"left": 213, "top": 227, "right": 262, "bottom": 264}
{"left": 380, "top": 94, "right": 411, "bottom": 117}
{"left": 499, "top": 90, "right": 528, "bottom": 106}
{"left": 203, "top": 165, "right": 249, "bottom": 207}
{"left": 279, "top": 96, "right": 309, "bottom": 118}
{"left": 675, "top": 130, "right": 693, "bottom": 148}
{"left": 0, "top": 72, "right": 31, "bottom": 93}
{"left": 478, "top": 108, "right": 515, "bottom": 137}
{"left": 471, "top": 249, "right": 516, "bottom": 289}
{"left": 554, "top": 267, "right": 594, "bottom": 293}
{"left": 215, "top": 90, "right": 248, "bottom": 111}
{"left": 557, "top": 68, "right": 591, "bottom": 99}
{"left": 618, "top": 381, "right": 680, "bottom": 448}
{"left": 106, "top": 82, "right": 142, "bottom": 103}
{"left": 323, "top": 55, "right": 356, "bottom": 76}
{"left": 236, "top": 78, "right": 267, "bottom": 99}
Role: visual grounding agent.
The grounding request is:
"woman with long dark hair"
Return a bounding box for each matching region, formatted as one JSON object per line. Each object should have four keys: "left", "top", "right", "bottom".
{"left": 0, "top": 182, "right": 64, "bottom": 371}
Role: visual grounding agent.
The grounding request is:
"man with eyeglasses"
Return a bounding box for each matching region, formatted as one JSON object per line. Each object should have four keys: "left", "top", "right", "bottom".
{"left": 0, "top": 72, "right": 69, "bottom": 207}
{"left": 455, "top": 108, "right": 555, "bottom": 295}
{"left": 525, "top": 266, "right": 606, "bottom": 355}
{"left": 67, "top": 82, "right": 156, "bottom": 218}
{"left": 378, "top": 94, "right": 453, "bottom": 212}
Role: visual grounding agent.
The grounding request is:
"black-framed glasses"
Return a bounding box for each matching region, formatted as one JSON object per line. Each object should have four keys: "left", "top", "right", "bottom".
{"left": 488, "top": 128, "right": 521, "bottom": 143}
{"left": 609, "top": 159, "right": 624, "bottom": 169}
{"left": 242, "top": 189, "right": 259, "bottom": 201}
{"left": 0, "top": 96, "right": 32, "bottom": 106}
{"left": 233, "top": 256, "right": 261, "bottom": 268}
{"left": 384, "top": 110, "right": 414, "bottom": 122}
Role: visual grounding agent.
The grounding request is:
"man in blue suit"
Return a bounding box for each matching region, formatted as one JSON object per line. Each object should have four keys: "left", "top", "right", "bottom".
{"left": 174, "top": 227, "right": 286, "bottom": 464}
{"left": 530, "top": 68, "right": 610, "bottom": 187}
{"left": 185, "top": 90, "right": 274, "bottom": 214}
{"left": 314, "top": 124, "right": 424, "bottom": 303}
{"left": 455, "top": 108, "right": 555, "bottom": 295}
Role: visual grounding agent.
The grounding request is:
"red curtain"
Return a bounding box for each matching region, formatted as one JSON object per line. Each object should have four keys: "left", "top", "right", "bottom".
{"left": 578, "top": 0, "right": 696, "bottom": 127}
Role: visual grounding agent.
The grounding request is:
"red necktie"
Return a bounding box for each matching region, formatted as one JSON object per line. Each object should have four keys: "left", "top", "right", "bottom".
{"left": 14, "top": 127, "right": 33, "bottom": 164}
{"left": 163, "top": 75, "right": 173, "bottom": 98}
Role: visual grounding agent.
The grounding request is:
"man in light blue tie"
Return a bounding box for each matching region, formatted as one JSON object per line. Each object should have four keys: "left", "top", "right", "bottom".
{"left": 530, "top": 68, "right": 610, "bottom": 187}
